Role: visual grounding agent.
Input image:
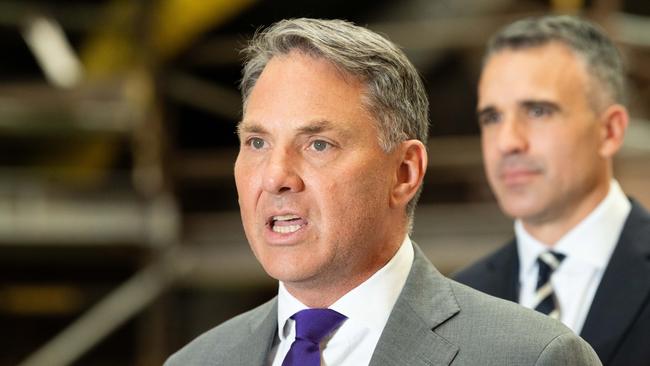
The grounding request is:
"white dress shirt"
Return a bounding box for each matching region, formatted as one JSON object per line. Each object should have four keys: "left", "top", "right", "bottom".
{"left": 269, "top": 236, "right": 414, "bottom": 366}
{"left": 516, "top": 180, "right": 631, "bottom": 334}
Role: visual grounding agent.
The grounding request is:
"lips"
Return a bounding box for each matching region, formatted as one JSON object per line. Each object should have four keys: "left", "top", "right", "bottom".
{"left": 499, "top": 168, "right": 539, "bottom": 185}
{"left": 501, "top": 168, "right": 535, "bottom": 178}
{"left": 497, "top": 157, "right": 543, "bottom": 185}
{"left": 268, "top": 214, "right": 307, "bottom": 234}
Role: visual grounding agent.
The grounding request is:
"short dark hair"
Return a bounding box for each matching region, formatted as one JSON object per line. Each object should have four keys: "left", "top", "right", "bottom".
{"left": 484, "top": 15, "right": 625, "bottom": 109}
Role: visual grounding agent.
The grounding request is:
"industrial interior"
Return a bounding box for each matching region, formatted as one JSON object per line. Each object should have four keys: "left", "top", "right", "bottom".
{"left": 1, "top": 0, "right": 649, "bottom": 365}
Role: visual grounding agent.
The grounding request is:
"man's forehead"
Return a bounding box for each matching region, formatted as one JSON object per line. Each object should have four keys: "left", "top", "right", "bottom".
{"left": 487, "top": 40, "right": 579, "bottom": 62}
{"left": 480, "top": 46, "right": 588, "bottom": 100}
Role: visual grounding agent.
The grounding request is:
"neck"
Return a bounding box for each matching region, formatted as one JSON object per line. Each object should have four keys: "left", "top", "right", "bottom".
{"left": 523, "top": 180, "right": 611, "bottom": 245}
{"left": 286, "top": 229, "right": 406, "bottom": 308}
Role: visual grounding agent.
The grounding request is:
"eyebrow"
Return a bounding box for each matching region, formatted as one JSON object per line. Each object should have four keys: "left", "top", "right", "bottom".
{"left": 476, "top": 99, "right": 561, "bottom": 117}
{"left": 520, "top": 99, "right": 561, "bottom": 112}
{"left": 236, "top": 121, "right": 266, "bottom": 138}
{"left": 296, "top": 119, "right": 336, "bottom": 135}
{"left": 237, "top": 119, "right": 350, "bottom": 137}
{"left": 476, "top": 105, "right": 497, "bottom": 119}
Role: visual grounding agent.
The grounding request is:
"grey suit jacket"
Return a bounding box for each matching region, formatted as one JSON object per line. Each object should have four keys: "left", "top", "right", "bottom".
{"left": 166, "top": 244, "right": 601, "bottom": 365}
{"left": 454, "top": 200, "right": 650, "bottom": 366}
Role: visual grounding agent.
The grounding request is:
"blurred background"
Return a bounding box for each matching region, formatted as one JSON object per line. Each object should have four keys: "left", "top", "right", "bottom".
{"left": 0, "top": 0, "right": 648, "bottom": 365}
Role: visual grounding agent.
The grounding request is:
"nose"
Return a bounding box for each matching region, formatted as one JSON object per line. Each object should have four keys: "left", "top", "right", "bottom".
{"left": 497, "top": 116, "right": 528, "bottom": 155}
{"left": 262, "top": 147, "right": 305, "bottom": 194}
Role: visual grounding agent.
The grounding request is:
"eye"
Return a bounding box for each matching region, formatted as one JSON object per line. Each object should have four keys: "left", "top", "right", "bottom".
{"left": 527, "top": 104, "right": 554, "bottom": 119}
{"left": 310, "top": 139, "right": 331, "bottom": 152}
{"left": 529, "top": 106, "right": 546, "bottom": 117}
{"left": 478, "top": 111, "right": 501, "bottom": 127}
{"left": 247, "top": 137, "right": 266, "bottom": 150}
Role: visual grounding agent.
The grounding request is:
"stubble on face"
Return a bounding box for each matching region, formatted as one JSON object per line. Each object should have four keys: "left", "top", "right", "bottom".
{"left": 478, "top": 43, "right": 611, "bottom": 243}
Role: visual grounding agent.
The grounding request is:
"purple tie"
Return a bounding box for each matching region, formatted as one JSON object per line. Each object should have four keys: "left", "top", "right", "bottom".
{"left": 281, "top": 309, "right": 347, "bottom": 366}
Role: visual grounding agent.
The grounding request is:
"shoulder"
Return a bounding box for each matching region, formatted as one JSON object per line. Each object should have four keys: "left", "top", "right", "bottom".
{"left": 444, "top": 279, "right": 562, "bottom": 337}
{"left": 439, "top": 281, "right": 600, "bottom": 365}
{"left": 625, "top": 199, "right": 650, "bottom": 234}
{"left": 614, "top": 199, "right": 650, "bottom": 259}
{"left": 164, "top": 298, "right": 277, "bottom": 365}
{"left": 536, "top": 331, "right": 603, "bottom": 365}
{"left": 452, "top": 240, "right": 516, "bottom": 284}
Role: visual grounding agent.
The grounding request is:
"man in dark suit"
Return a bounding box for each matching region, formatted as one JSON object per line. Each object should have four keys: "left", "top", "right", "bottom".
{"left": 166, "top": 18, "right": 601, "bottom": 365}
{"left": 455, "top": 15, "right": 650, "bottom": 366}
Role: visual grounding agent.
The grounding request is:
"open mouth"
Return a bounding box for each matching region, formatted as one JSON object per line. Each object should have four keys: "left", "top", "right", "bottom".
{"left": 269, "top": 214, "right": 307, "bottom": 234}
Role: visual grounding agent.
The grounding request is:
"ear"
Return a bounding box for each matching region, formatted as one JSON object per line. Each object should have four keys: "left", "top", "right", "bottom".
{"left": 598, "top": 104, "right": 628, "bottom": 158}
{"left": 390, "top": 140, "right": 428, "bottom": 209}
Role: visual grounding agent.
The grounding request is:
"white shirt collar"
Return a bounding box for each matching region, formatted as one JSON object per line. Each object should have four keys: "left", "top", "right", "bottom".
{"left": 516, "top": 180, "right": 631, "bottom": 279}
{"left": 276, "top": 235, "right": 414, "bottom": 341}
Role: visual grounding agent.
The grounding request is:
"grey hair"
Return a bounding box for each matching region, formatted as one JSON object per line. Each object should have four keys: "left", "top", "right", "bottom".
{"left": 240, "top": 18, "right": 429, "bottom": 220}
{"left": 484, "top": 15, "right": 626, "bottom": 109}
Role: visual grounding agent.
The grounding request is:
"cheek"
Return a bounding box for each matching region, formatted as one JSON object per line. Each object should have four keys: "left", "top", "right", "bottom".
{"left": 552, "top": 141, "right": 593, "bottom": 179}
{"left": 318, "top": 167, "right": 382, "bottom": 213}
{"left": 344, "top": 167, "right": 390, "bottom": 209}
{"left": 481, "top": 142, "right": 499, "bottom": 177}
{"left": 481, "top": 131, "right": 495, "bottom": 157}
{"left": 234, "top": 160, "right": 245, "bottom": 192}
{"left": 235, "top": 161, "right": 258, "bottom": 199}
{"left": 535, "top": 131, "right": 572, "bottom": 170}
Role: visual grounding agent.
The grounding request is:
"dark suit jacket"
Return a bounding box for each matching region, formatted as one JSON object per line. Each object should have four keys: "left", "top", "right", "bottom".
{"left": 166, "top": 244, "right": 601, "bottom": 365}
{"left": 454, "top": 200, "right": 650, "bottom": 366}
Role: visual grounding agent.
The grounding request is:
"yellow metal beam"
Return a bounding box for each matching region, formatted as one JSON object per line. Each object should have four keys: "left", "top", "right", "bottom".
{"left": 551, "top": 0, "right": 585, "bottom": 13}
{"left": 151, "top": 0, "right": 257, "bottom": 60}
{"left": 80, "top": 0, "right": 140, "bottom": 78}
{"left": 81, "top": 0, "right": 257, "bottom": 78}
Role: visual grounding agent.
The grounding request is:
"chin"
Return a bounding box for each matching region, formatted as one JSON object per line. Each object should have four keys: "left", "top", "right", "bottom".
{"left": 498, "top": 199, "right": 543, "bottom": 221}
{"left": 259, "top": 261, "right": 292, "bottom": 281}
{"left": 258, "top": 254, "right": 311, "bottom": 282}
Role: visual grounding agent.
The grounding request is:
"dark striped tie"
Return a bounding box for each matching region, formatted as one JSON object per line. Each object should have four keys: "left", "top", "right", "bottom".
{"left": 533, "top": 251, "right": 566, "bottom": 319}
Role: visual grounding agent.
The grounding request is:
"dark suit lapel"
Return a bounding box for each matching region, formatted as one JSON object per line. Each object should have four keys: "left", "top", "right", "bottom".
{"left": 580, "top": 201, "right": 650, "bottom": 364}
{"left": 453, "top": 239, "right": 520, "bottom": 303}
{"left": 370, "top": 244, "right": 460, "bottom": 366}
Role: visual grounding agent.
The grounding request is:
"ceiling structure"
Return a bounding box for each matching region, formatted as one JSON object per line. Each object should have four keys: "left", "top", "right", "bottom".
{"left": 1, "top": 0, "right": 650, "bottom": 275}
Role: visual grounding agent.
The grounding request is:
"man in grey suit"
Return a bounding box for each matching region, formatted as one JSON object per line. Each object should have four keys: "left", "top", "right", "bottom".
{"left": 454, "top": 15, "right": 650, "bottom": 366}
{"left": 166, "top": 18, "right": 600, "bottom": 365}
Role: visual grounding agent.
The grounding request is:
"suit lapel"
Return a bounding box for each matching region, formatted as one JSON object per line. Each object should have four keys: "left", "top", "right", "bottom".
{"left": 580, "top": 201, "right": 650, "bottom": 363}
{"left": 224, "top": 299, "right": 278, "bottom": 366}
{"left": 452, "top": 240, "right": 519, "bottom": 303}
{"left": 370, "top": 244, "right": 460, "bottom": 366}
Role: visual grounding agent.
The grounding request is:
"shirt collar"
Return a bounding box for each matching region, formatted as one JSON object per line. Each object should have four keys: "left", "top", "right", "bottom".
{"left": 516, "top": 180, "right": 631, "bottom": 279}
{"left": 276, "top": 235, "right": 414, "bottom": 341}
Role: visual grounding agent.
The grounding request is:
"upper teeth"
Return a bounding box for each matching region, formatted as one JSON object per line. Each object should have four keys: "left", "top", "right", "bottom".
{"left": 273, "top": 214, "right": 300, "bottom": 221}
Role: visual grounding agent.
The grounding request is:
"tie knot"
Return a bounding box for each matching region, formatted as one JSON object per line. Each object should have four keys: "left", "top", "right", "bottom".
{"left": 538, "top": 251, "right": 565, "bottom": 271}
{"left": 291, "top": 308, "right": 347, "bottom": 344}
